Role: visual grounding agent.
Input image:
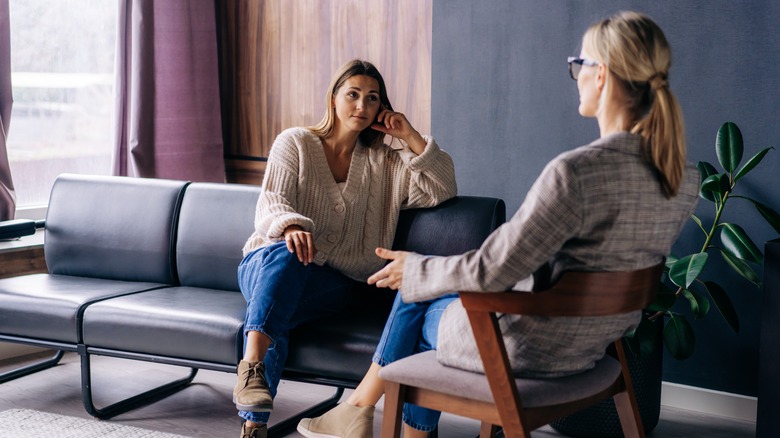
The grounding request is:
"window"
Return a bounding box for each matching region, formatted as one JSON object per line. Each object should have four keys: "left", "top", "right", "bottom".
{"left": 8, "top": 0, "right": 117, "bottom": 209}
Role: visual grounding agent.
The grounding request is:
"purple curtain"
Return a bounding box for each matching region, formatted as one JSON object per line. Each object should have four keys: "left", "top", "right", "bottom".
{"left": 0, "top": 0, "right": 15, "bottom": 220}
{"left": 113, "top": 0, "right": 225, "bottom": 182}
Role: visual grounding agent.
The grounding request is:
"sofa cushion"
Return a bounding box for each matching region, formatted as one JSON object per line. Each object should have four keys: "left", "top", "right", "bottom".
{"left": 81, "top": 286, "right": 246, "bottom": 365}
{"left": 286, "top": 285, "right": 396, "bottom": 382}
{"left": 175, "top": 182, "right": 260, "bottom": 291}
{"left": 44, "top": 174, "right": 188, "bottom": 284}
{"left": 0, "top": 274, "right": 166, "bottom": 343}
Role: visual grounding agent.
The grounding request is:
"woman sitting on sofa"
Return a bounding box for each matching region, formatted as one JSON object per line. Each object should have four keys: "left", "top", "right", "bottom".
{"left": 298, "top": 11, "right": 699, "bottom": 438}
{"left": 234, "top": 59, "right": 457, "bottom": 438}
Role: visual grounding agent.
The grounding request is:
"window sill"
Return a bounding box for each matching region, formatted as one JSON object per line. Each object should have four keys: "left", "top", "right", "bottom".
{"left": 14, "top": 205, "right": 47, "bottom": 221}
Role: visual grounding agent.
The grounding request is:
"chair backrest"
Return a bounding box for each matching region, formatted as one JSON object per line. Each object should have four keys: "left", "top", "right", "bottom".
{"left": 456, "top": 265, "right": 663, "bottom": 438}
{"left": 459, "top": 264, "right": 663, "bottom": 318}
{"left": 44, "top": 174, "right": 188, "bottom": 284}
{"left": 175, "top": 182, "right": 260, "bottom": 291}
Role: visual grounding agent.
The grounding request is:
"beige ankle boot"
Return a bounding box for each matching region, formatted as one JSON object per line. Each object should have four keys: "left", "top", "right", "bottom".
{"left": 240, "top": 422, "right": 267, "bottom": 438}
{"left": 297, "top": 402, "right": 374, "bottom": 438}
{"left": 233, "top": 360, "right": 273, "bottom": 412}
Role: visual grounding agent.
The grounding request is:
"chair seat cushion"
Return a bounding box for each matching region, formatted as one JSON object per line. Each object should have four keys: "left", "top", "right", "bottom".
{"left": 82, "top": 287, "right": 246, "bottom": 365}
{"left": 378, "top": 350, "right": 621, "bottom": 408}
{"left": 0, "top": 274, "right": 166, "bottom": 344}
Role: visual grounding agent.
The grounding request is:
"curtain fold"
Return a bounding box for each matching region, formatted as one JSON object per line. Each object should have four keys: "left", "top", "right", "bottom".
{"left": 0, "top": 0, "right": 15, "bottom": 220}
{"left": 113, "top": 0, "right": 225, "bottom": 182}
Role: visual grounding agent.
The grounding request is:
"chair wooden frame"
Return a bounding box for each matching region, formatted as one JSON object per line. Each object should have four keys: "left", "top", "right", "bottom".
{"left": 381, "top": 264, "right": 663, "bottom": 438}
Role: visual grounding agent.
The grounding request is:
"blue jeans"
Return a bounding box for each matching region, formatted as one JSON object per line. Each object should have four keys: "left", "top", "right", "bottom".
{"left": 373, "top": 292, "right": 457, "bottom": 432}
{"left": 237, "top": 242, "right": 354, "bottom": 424}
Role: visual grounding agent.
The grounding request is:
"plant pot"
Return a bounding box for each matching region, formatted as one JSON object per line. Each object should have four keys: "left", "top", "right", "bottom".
{"left": 549, "top": 316, "right": 663, "bottom": 437}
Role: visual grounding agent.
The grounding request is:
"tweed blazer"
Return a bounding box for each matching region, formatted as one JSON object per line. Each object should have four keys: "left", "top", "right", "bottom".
{"left": 401, "top": 132, "right": 699, "bottom": 377}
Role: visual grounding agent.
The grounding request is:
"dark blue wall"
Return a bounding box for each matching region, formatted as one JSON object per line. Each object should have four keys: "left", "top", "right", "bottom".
{"left": 432, "top": 1, "right": 780, "bottom": 396}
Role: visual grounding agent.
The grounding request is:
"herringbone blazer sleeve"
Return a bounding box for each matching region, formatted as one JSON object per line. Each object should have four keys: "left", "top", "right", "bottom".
{"left": 401, "top": 153, "right": 582, "bottom": 301}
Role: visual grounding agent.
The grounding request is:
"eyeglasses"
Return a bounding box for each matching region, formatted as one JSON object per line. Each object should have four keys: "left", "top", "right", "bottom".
{"left": 567, "top": 57, "right": 599, "bottom": 80}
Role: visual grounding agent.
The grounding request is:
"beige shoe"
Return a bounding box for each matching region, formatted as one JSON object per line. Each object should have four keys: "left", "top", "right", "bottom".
{"left": 297, "top": 403, "right": 374, "bottom": 438}
{"left": 233, "top": 360, "right": 273, "bottom": 412}
{"left": 240, "top": 422, "right": 267, "bottom": 438}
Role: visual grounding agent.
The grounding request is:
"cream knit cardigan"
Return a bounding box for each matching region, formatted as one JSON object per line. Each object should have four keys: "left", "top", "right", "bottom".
{"left": 242, "top": 127, "right": 457, "bottom": 282}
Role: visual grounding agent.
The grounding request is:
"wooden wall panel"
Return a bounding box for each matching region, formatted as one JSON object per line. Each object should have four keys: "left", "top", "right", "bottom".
{"left": 223, "top": 0, "right": 432, "bottom": 185}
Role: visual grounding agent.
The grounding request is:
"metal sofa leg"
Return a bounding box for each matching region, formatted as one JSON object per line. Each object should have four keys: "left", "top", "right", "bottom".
{"left": 267, "top": 386, "right": 344, "bottom": 437}
{"left": 0, "top": 350, "right": 64, "bottom": 383}
{"left": 80, "top": 349, "right": 198, "bottom": 419}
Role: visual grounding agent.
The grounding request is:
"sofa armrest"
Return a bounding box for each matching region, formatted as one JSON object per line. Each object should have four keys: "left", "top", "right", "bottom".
{"left": 392, "top": 196, "right": 506, "bottom": 256}
{"left": 0, "top": 219, "right": 45, "bottom": 240}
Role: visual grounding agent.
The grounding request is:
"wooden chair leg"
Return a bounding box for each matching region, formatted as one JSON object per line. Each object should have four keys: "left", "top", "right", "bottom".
{"left": 614, "top": 390, "right": 644, "bottom": 438}
{"left": 382, "top": 381, "right": 405, "bottom": 438}
{"left": 479, "top": 422, "right": 500, "bottom": 437}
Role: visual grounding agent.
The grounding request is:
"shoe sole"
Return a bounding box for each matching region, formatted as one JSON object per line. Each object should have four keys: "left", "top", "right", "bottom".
{"left": 234, "top": 394, "right": 273, "bottom": 412}
{"left": 296, "top": 423, "right": 340, "bottom": 438}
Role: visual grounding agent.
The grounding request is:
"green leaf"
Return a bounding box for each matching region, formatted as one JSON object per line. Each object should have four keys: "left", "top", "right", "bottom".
{"left": 718, "top": 248, "right": 761, "bottom": 286}
{"left": 691, "top": 214, "right": 707, "bottom": 234}
{"left": 701, "top": 174, "right": 728, "bottom": 197}
{"left": 703, "top": 280, "right": 740, "bottom": 333}
{"left": 720, "top": 223, "right": 763, "bottom": 263}
{"left": 754, "top": 201, "right": 780, "bottom": 235}
{"left": 664, "top": 314, "right": 696, "bottom": 360}
{"left": 665, "top": 255, "right": 679, "bottom": 269}
{"left": 625, "top": 317, "right": 658, "bottom": 359}
{"left": 697, "top": 161, "right": 719, "bottom": 202}
{"left": 697, "top": 161, "right": 718, "bottom": 177}
{"left": 716, "top": 122, "right": 743, "bottom": 174}
{"left": 734, "top": 146, "right": 774, "bottom": 182}
{"left": 647, "top": 282, "right": 677, "bottom": 312}
{"left": 669, "top": 253, "right": 708, "bottom": 289}
{"left": 681, "top": 288, "right": 710, "bottom": 319}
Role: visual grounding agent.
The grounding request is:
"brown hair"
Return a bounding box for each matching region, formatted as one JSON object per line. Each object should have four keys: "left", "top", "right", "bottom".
{"left": 309, "top": 59, "right": 393, "bottom": 148}
{"left": 583, "top": 11, "right": 685, "bottom": 197}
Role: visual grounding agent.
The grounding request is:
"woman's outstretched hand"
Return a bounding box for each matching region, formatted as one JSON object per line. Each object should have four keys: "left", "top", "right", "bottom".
{"left": 283, "top": 225, "right": 316, "bottom": 265}
{"left": 367, "top": 247, "right": 410, "bottom": 290}
{"left": 371, "top": 109, "right": 426, "bottom": 155}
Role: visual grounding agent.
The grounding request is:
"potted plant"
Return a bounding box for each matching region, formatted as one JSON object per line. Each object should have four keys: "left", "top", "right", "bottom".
{"left": 551, "top": 121, "right": 780, "bottom": 437}
{"left": 633, "top": 121, "right": 779, "bottom": 360}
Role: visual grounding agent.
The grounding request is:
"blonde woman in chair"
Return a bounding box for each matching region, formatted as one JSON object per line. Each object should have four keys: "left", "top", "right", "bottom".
{"left": 297, "top": 11, "right": 699, "bottom": 438}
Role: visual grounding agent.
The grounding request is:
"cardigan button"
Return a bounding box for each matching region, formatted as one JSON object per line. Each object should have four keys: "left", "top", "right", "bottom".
{"left": 327, "top": 234, "right": 338, "bottom": 243}
{"left": 334, "top": 204, "right": 345, "bottom": 213}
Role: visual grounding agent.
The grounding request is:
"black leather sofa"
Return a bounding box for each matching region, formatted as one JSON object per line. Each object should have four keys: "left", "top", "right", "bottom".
{"left": 0, "top": 173, "right": 505, "bottom": 435}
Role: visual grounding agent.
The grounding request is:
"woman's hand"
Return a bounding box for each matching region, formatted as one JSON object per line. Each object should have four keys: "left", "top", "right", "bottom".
{"left": 367, "top": 247, "right": 410, "bottom": 290}
{"left": 283, "top": 225, "right": 316, "bottom": 265}
{"left": 371, "top": 109, "right": 426, "bottom": 155}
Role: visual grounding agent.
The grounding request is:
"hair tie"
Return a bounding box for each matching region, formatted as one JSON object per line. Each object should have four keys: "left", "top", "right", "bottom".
{"left": 648, "top": 73, "right": 668, "bottom": 91}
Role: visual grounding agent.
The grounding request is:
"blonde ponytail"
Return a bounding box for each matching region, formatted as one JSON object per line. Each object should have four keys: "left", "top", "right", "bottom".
{"left": 631, "top": 77, "right": 686, "bottom": 197}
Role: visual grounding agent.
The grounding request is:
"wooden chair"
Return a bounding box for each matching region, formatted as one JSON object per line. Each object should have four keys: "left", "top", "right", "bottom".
{"left": 378, "top": 264, "right": 663, "bottom": 438}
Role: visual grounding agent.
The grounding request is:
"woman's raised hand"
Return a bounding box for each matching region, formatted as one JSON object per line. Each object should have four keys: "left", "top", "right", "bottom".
{"left": 371, "top": 109, "right": 426, "bottom": 155}
{"left": 367, "top": 247, "right": 410, "bottom": 290}
{"left": 283, "top": 225, "right": 316, "bottom": 265}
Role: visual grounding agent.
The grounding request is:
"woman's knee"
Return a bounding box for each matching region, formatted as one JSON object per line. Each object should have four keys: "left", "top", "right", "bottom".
{"left": 239, "top": 243, "right": 308, "bottom": 293}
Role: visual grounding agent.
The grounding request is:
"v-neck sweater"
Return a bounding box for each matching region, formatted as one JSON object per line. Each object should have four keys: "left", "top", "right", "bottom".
{"left": 242, "top": 127, "right": 457, "bottom": 282}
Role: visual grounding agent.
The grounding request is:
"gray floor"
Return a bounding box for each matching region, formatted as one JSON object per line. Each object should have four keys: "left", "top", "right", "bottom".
{"left": 0, "top": 352, "right": 756, "bottom": 437}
